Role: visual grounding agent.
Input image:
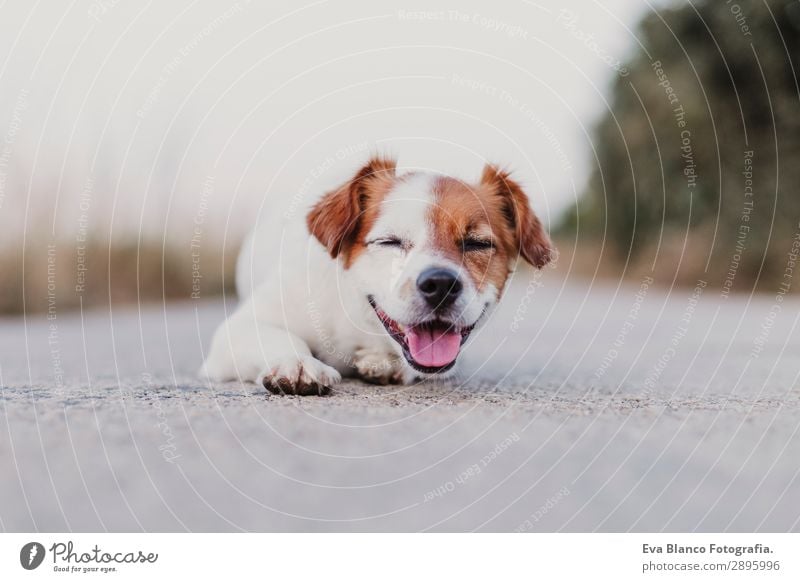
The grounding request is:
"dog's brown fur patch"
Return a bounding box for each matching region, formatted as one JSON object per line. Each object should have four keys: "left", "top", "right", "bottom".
{"left": 428, "top": 167, "right": 553, "bottom": 294}
{"left": 428, "top": 176, "right": 513, "bottom": 293}
{"left": 479, "top": 165, "right": 554, "bottom": 269}
{"left": 306, "top": 156, "right": 398, "bottom": 268}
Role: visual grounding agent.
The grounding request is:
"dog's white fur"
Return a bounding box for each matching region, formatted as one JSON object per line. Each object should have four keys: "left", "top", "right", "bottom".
{"left": 201, "top": 159, "right": 551, "bottom": 394}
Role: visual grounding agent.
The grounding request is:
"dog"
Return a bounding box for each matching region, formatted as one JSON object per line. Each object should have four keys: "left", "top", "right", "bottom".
{"left": 201, "top": 156, "right": 553, "bottom": 395}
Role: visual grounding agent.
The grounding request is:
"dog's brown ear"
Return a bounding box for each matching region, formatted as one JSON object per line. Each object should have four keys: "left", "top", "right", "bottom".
{"left": 307, "top": 156, "right": 397, "bottom": 259}
{"left": 481, "top": 164, "right": 554, "bottom": 268}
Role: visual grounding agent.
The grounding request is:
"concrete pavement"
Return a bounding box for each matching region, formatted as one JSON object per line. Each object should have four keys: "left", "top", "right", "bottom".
{"left": 1, "top": 277, "right": 799, "bottom": 531}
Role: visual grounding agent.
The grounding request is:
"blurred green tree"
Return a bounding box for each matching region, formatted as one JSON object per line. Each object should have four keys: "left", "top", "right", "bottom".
{"left": 563, "top": 0, "right": 800, "bottom": 291}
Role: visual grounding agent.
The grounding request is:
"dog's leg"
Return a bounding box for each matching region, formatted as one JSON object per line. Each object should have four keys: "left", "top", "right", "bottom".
{"left": 201, "top": 304, "right": 341, "bottom": 396}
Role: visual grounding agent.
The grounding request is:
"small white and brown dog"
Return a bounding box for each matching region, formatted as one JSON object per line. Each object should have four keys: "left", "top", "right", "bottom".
{"left": 201, "top": 156, "right": 553, "bottom": 395}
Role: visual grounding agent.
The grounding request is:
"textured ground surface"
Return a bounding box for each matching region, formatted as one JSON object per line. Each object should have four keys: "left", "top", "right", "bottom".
{"left": 1, "top": 277, "right": 799, "bottom": 532}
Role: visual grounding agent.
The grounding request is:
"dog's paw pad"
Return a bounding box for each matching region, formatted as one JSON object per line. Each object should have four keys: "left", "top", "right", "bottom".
{"left": 258, "top": 356, "right": 340, "bottom": 396}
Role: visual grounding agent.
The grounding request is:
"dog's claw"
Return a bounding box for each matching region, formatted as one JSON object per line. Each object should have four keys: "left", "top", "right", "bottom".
{"left": 263, "top": 378, "right": 331, "bottom": 396}
{"left": 258, "top": 355, "right": 339, "bottom": 396}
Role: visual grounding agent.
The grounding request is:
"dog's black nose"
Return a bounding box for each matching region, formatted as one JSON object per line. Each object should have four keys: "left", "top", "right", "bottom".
{"left": 417, "top": 268, "right": 463, "bottom": 309}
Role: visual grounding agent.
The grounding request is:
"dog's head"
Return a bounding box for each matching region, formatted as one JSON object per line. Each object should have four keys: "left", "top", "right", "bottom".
{"left": 307, "top": 156, "right": 553, "bottom": 376}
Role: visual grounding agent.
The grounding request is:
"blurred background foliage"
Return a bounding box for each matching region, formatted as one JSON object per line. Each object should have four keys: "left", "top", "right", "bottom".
{"left": 559, "top": 0, "right": 800, "bottom": 291}
{"left": 0, "top": 242, "right": 237, "bottom": 315}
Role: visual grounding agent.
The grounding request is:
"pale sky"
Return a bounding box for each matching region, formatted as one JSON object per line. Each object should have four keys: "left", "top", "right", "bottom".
{"left": 0, "top": 0, "right": 666, "bottom": 247}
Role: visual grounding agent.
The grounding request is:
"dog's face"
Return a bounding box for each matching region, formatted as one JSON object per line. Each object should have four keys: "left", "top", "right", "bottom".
{"left": 307, "top": 157, "right": 553, "bottom": 376}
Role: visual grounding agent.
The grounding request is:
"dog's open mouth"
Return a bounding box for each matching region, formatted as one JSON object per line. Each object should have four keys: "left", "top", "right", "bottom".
{"left": 367, "top": 296, "right": 477, "bottom": 374}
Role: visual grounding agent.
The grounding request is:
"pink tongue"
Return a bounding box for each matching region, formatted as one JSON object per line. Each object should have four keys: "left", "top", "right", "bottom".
{"left": 405, "top": 326, "right": 462, "bottom": 368}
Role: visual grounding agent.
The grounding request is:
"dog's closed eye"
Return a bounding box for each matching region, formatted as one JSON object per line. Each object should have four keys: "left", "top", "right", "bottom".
{"left": 369, "top": 237, "right": 405, "bottom": 248}
{"left": 461, "top": 237, "right": 495, "bottom": 252}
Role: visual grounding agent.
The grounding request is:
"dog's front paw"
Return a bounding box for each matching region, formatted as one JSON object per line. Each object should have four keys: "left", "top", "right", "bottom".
{"left": 353, "top": 347, "right": 406, "bottom": 385}
{"left": 258, "top": 355, "right": 341, "bottom": 396}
